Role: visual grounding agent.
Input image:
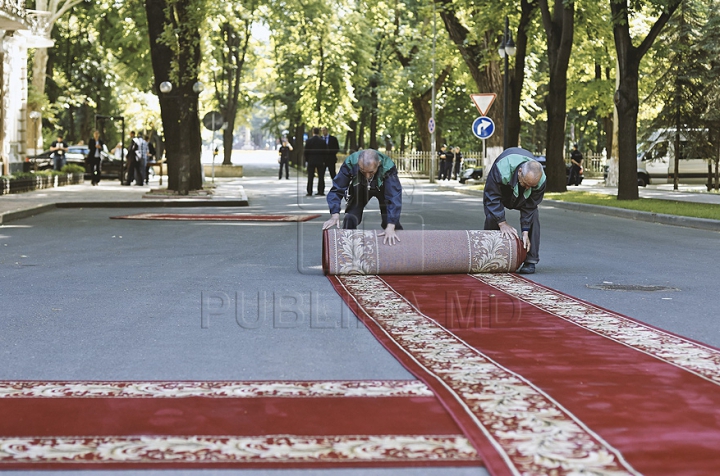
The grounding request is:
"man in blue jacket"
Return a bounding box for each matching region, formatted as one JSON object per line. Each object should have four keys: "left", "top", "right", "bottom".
{"left": 483, "top": 147, "right": 546, "bottom": 274}
{"left": 322, "top": 149, "right": 403, "bottom": 245}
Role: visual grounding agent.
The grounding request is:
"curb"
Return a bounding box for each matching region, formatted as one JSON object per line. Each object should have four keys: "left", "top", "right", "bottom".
{"left": 0, "top": 204, "right": 57, "bottom": 226}
{"left": 544, "top": 200, "right": 720, "bottom": 232}
{"left": 436, "top": 186, "right": 720, "bottom": 232}
{"left": 1, "top": 199, "right": 249, "bottom": 225}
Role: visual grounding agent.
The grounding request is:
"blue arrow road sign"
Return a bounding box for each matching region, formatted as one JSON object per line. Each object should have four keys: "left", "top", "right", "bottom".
{"left": 472, "top": 116, "right": 495, "bottom": 139}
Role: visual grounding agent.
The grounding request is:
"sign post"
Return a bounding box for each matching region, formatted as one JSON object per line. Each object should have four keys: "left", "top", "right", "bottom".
{"left": 203, "top": 111, "right": 224, "bottom": 184}
{"left": 469, "top": 94, "right": 497, "bottom": 177}
{"left": 428, "top": 118, "right": 436, "bottom": 182}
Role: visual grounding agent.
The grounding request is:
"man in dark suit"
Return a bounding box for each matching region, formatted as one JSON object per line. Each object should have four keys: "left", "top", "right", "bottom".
{"left": 86, "top": 130, "right": 105, "bottom": 186}
{"left": 321, "top": 126, "right": 340, "bottom": 179}
{"left": 304, "top": 127, "right": 327, "bottom": 196}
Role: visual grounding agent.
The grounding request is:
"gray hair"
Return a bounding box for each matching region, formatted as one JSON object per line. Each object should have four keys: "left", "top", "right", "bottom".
{"left": 520, "top": 160, "right": 543, "bottom": 186}
{"left": 358, "top": 149, "right": 380, "bottom": 168}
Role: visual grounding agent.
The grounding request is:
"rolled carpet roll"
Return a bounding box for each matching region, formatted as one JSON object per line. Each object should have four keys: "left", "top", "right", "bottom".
{"left": 322, "top": 229, "right": 526, "bottom": 275}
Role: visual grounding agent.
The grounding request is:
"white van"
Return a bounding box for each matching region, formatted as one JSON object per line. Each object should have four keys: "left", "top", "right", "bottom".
{"left": 637, "top": 129, "right": 710, "bottom": 186}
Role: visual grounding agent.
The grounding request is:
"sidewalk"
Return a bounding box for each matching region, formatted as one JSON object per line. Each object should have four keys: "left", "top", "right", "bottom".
{"left": 3, "top": 172, "right": 720, "bottom": 230}
{"left": 0, "top": 177, "right": 248, "bottom": 225}
{"left": 436, "top": 178, "right": 720, "bottom": 232}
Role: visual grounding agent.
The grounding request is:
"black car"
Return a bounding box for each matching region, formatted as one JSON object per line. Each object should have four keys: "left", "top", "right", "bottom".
{"left": 533, "top": 155, "right": 582, "bottom": 185}
{"left": 459, "top": 167, "right": 483, "bottom": 184}
{"left": 28, "top": 145, "right": 123, "bottom": 179}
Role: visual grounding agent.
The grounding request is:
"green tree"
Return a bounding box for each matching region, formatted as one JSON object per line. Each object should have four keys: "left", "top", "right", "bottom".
{"left": 645, "top": 0, "right": 709, "bottom": 190}
{"left": 611, "top": 0, "right": 682, "bottom": 200}
{"left": 206, "top": 0, "right": 258, "bottom": 165}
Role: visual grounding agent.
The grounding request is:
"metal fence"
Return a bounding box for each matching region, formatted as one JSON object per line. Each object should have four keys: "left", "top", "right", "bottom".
{"left": 382, "top": 151, "right": 484, "bottom": 178}
{"left": 337, "top": 150, "right": 606, "bottom": 179}
{"left": 578, "top": 152, "right": 606, "bottom": 175}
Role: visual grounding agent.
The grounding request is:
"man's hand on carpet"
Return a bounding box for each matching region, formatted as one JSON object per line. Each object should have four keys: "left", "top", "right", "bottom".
{"left": 379, "top": 224, "right": 400, "bottom": 246}
{"left": 498, "top": 221, "right": 518, "bottom": 240}
{"left": 322, "top": 214, "right": 340, "bottom": 230}
{"left": 522, "top": 231, "right": 531, "bottom": 252}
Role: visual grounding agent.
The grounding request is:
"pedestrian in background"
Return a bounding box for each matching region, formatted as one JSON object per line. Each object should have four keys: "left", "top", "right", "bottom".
{"left": 144, "top": 135, "right": 155, "bottom": 185}
{"left": 123, "top": 131, "right": 140, "bottom": 186}
{"left": 437, "top": 145, "right": 448, "bottom": 180}
{"left": 568, "top": 143, "right": 583, "bottom": 186}
{"left": 443, "top": 146, "right": 454, "bottom": 181}
{"left": 278, "top": 138, "right": 293, "bottom": 180}
{"left": 135, "top": 133, "right": 149, "bottom": 186}
{"left": 322, "top": 126, "right": 340, "bottom": 179}
{"left": 452, "top": 146, "right": 463, "bottom": 180}
{"left": 86, "top": 130, "right": 105, "bottom": 186}
{"left": 50, "top": 134, "right": 68, "bottom": 171}
{"left": 304, "top": 127, "right": 327, "bottom": 196}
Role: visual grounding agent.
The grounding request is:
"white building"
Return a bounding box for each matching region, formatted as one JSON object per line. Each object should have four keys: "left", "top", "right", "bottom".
{"left": 0, "top": 1, "right": 52, "bottom": 175}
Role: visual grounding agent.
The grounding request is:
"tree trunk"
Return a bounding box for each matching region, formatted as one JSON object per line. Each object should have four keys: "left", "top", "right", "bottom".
{"left": 539, "top": 0, "right": 575, "bottom": 193}
{"left": 614, "top": 64, "right": 640, "bottom": 199}
{"left": 145, "top": 0, "right": 203, "bottom": 194}
{"left": 292, "top": 122, "right": 305, "bottom": 166}
{"left": 358, "top": 109, "right": 366, "bottom": 149}
{"left": 507, "top": 0, "right": 538, "bottom": 148}
{"left": 411, "top": 96, "right": 432, "bottom": 152}
{"left": 346, "top": 120, "right": 357, "bottom": 152}
{"left": 370, "top": 77, "right": 379, "bottom": 149}
{"left": 611, "top": 0, "right": 680, "bottom": 200}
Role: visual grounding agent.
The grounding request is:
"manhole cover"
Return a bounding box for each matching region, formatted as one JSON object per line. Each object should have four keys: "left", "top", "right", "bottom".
{"left": 587, "top": 284, "right": 680, "bottom": 292}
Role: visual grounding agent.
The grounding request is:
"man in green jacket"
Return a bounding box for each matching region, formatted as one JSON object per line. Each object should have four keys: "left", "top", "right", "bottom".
{"left": 483, "top": 147, "right": 546, "bottom": 274}
{"left": 322, "top": 149, "right": 403, "bottom": 246}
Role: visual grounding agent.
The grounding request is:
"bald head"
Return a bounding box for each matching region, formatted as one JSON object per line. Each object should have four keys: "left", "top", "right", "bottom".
{"left": 519, "top": 160, "right": 543, "bottom": 188}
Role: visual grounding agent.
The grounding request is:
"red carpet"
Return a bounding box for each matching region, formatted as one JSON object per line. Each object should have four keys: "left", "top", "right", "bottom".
{"left": 0, "top": 380, "right": 480, "bottom": 469}
{"left": 329, "top": 274, "right": 720, "bottom": 476}
{"left": 111, "top": 213, "right": 320, "bottom": 221}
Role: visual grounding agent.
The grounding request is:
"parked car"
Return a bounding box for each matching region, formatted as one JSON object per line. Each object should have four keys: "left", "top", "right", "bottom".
{"left": 533, "top": 155, "right": 583, "bottom": 185}
{"left": 27, "top": 145, "right": 123, "bottom": 179}
{"left": 459, "top": 166, "right": 483, "bottom": 184}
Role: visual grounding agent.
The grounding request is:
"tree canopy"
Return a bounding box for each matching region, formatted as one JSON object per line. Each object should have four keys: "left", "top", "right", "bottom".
{"left": 32, "top": 0, "right": 720, "bottom": 195}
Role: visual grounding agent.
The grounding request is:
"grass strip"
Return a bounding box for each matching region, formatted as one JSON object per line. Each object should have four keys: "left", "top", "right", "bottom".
{"left": 545, "top": 191, "right": 720, "bottom": 221}
{"left": 461, "top": 186, "right": 720, "bottom": 220}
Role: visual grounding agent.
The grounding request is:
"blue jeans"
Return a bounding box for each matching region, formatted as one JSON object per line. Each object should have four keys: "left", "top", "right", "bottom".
{"left": 53, "top": 156, "right": 65, "bottom": 171}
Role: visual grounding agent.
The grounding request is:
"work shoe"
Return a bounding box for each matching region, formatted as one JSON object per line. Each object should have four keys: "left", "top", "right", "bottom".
{"left": 518, "top": 263, "right": 536, "bottom": 274}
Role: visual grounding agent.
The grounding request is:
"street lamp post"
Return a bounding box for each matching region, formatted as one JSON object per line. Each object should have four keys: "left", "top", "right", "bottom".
{"left": 498, "top": 16, "right": 516, "bottom": 150}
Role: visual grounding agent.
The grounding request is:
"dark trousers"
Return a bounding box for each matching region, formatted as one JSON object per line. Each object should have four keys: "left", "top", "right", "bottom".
{"left": 279, "top": 159, "right": 289, "bottom": 179}
{"left": 88, "top": 157, "right": 101, "bottom": 184}
{"left": 325, "top": 159, "right": 337, "bottom": 181}
{"left": 342, "top": 183, "right": 403, "bottom": 231}
{"left": 306, "top": 160, "right": 326, "bottom": 195}
{"left": 568, "top": 165, "right": 581, "bottom": 186}
{"left": 125, "top": 156, "right": 142, "bottom": 185}
{"left": 484, "top": 209, "right": 540, "bottom": 264}
{"left": 453, "top": 160, "right": 462, "bottom": 179}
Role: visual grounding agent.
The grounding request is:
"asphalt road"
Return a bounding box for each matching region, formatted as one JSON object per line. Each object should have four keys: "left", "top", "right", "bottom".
{"left": 1, "top": 151, "right": 718, "bottom": 475}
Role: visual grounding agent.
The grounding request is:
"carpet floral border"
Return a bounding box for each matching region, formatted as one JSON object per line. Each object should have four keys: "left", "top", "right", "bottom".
{"left": 0, "top": 435, "right": 478, "bottom": 464}
{"left": 0, "top": 380, "right": 433, "bottom": 399}
{"left": 337, "top": 275, "right": 639, "bottom": 476}
{"left": 474, "top": 274, "right": 720, "bottom": 385}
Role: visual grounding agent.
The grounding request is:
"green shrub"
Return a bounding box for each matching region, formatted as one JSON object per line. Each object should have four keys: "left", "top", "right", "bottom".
{"left": 61, "top": 164, "right": 86, "bottom": 174}
{"left": 35, "top": 170, "right": 54, "bottom": 177}
{"left": 11, "top": 172, "right": 35, "bottom": 180}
